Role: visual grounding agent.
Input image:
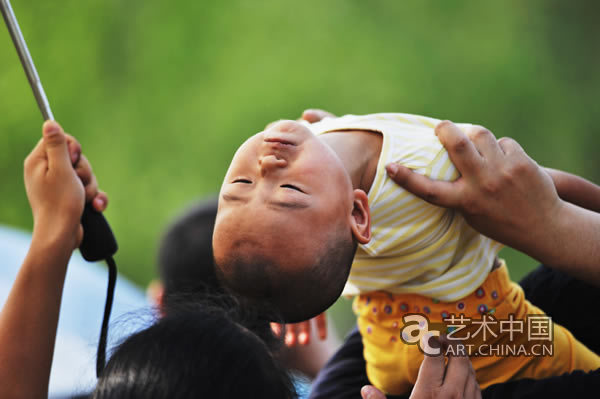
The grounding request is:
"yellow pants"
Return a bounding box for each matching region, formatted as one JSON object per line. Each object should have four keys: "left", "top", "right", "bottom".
{"left": 354, "top": 263, "right": 600, "bottom": 396}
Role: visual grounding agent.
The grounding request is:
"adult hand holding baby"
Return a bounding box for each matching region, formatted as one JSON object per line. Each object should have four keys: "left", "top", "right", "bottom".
{"left": 386, "top": 120, "right": 600, "bottom": 284}
{"left": 360, "top": 339, "right": 481, "bottom": 399}
{"left": 386, "top": 121, "right": 560, "bottom": 256}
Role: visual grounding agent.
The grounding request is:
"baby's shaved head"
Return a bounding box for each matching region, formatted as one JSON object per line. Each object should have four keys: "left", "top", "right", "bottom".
{"left": 212, "top": 119, "right": 372, "bottom": 321}
{"left": 214, "top": 227, "right": 357, "bottom": 323}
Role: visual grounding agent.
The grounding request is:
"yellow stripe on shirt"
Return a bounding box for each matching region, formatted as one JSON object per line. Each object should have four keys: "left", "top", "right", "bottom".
{"left": 309, "top": 113, "right": 502, "bottom": 301}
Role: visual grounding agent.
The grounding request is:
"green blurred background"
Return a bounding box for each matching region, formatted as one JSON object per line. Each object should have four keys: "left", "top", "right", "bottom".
{"left": 1, "top": 0, "right": 598, "bottom": 335}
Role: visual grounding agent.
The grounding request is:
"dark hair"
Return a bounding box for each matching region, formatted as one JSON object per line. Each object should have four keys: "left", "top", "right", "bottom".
{"left": 216, "top": 231, "right": 357, "bottom": 323}
{"left": 157, "top": 197, "right": 222, "bottom": 309}
{"left": 93, "top": 298, "right": 295, "bottom": 399}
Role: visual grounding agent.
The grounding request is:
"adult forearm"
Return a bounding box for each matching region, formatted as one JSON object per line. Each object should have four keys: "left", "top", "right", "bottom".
{"left": 2, "top": 120, "right": 104, "bottom": 398}
{"left": 536, "top": 202, "right": 600, "bottom": 283}
{"left": 545, "top": 168, "right": 600, "bottom": 213}
{"left": 0, "top": 236, "right": 72, "bottom": 399}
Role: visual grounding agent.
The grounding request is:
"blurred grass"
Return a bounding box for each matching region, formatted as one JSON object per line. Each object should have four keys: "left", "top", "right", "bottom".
{"left": 1, "top": 0, "right": 598, "bottom": 336}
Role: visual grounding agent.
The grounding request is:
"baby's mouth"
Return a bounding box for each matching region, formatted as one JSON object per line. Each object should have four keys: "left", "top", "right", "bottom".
{"left": 263, "top": 134, "right": 297, "bottom": 146}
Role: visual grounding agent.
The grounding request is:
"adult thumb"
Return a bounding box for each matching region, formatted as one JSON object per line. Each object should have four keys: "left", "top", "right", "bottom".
{"left": 414, "top": 336, "right": 446, "bottom": 388}
{"left": 360, "top": 386, "right": 386, "bottom": 399}
{"left": 42, "top": 121, "right": 71, "bottom": 170}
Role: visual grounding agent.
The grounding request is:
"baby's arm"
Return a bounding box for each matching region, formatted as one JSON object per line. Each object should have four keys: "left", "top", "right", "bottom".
{"left": 544, "top": 167, "right": 600, "bottom": 213}
{"left": 0, "top": 121, "right": 107, "bottom": 399}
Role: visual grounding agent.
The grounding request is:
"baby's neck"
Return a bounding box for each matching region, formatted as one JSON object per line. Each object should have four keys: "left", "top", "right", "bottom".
{"left": 320, "top": 130, "right": 382, "bottom": 193}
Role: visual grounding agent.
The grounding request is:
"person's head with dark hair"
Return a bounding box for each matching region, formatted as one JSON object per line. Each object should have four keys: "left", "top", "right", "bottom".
{"left": 155, "top": 197, "right": 221, "bottom": 311}
{"left": 212, "top": 121, "right": 371, "bottom": 322}
{"left": 93, "top": 298, "right": 295, "bottom": 399}
{"left": 155, "top": 196, "right": 339, "bottom": 382}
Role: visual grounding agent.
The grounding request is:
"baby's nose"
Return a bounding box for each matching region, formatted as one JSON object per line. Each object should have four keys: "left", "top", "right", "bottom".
{"left": 259, "top": 154, "right": 287, "bottom": 175}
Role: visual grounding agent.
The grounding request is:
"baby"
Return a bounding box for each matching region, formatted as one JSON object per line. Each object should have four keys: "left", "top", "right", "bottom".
{"left": 212, "top": 113, "right": 600, "bottom": 395}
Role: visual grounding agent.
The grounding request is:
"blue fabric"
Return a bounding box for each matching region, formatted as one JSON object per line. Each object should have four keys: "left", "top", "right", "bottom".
{"left": 292, "top": 374, "right": 311, "bottom": 399}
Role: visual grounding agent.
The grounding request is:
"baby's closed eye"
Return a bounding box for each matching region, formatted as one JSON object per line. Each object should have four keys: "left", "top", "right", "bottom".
{"left": 281, "top": 184, "right": 304, "bottom": 193}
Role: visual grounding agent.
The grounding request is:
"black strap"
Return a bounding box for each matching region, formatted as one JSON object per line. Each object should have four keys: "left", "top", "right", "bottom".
{"left": 96, "top": 255, "right": 117, "bottom": 377}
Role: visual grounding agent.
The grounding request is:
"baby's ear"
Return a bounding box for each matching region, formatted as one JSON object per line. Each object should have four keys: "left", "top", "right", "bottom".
{"left": 350, "top": 189, "right": 371, "bottom": 244}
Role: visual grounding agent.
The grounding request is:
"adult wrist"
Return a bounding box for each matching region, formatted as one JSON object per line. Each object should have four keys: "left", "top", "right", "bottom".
{"left": 537, "top": 200, "right": 600, "bottom": 284}
{"left": 31, "top": 222, "right": 78, "bottom": 257}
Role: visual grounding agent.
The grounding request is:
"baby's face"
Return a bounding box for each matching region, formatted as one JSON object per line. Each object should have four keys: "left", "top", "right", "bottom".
{"left": 213, "top": 120, "right": 354, "bottom": 271}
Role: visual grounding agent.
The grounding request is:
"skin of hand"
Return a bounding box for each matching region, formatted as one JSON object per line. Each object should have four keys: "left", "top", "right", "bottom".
{"left": 273, "top": 312, "right": 338, "bottom": 380}
{"left": 25, "top": 121, "right": 108, "bottom": 249}
{"left": 543, "top": 167, "right": 600, "bottom": 213}
{"left": 0, "top": 121, "right": 107, "bottom": 398}
{"left": 359, "top": 350, "right": 481, "bottom": 399}
{"left": 361, "top": 338, "right": 481, "bottom": 399}
{"left": 386, "top": 121, "right": 600, "bottom": 284}
{"left": 385, "top": 120, "right": 561, "bottom": 252}
{"left": 302, "top": 109, "right": 336, "bottom": 123}
{"left": 271, "top": 312, "right": 327, "bottom": 346}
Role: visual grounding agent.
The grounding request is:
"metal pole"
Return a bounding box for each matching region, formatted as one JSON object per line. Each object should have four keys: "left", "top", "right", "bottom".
{"left": 1, "top": 0, "right": 54, "bottom": 121}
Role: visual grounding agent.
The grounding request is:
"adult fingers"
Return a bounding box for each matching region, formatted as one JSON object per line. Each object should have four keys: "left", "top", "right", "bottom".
{"left": 75, "top": 154, "right": 100, "bottom": 204}
{"left": 440, "top": 345, "right": 471, "bottom": 397}
{"left": 360, "top": 385, "right": 387, "bottom": 399}
{"left": 92, "top": 191, "right": 108, "bottom": 212}
{"left": 42, "top": 121, "right": 72, "bottom": 172}
{"left": 297, "top": 320, "right": 311, "bottom": 345}
{"left": 26, "top": 137, "right": 45, "bottom": 162}
{"left": 386, "top": 163, "right": 462, "bottom": 208}
{"left": 271, "top": 322, "right": 283, "bottom": 337}
{"left": 84, "top": 173, "right": 99, "bottom": 204}
{"left": 64, "top": 133, "right": 82, "bottom": 165}
{"left": 415, "top": 353, "right": 446, "bottom": 389}
{"left": 302, "top": 109, "right": 336, "bottom": 123}
{"left": 463, "top": 363, "right": 481, "bottom": 399}
{"left": 414, "top": 336, "right": 446, "bottom": 389}
{"left": 75, "top": 155, "right": 93, "bottom": 185}
{"left": 24, "top": 137, "right": 46, "bottom": 176}
{"left": 498, "top": 137, "right": 537, "bottom": 178}
{"left": 315, "top": 312, "right": 327, "bottom": 340}
{"left": 497, "top": 136, "right": 526, "bottom": 157}
{"left": 285, "top": 324, "right": 297, "bottom": 347}
{"left": 435, "top": 121, "right": 483, "bottom": 174}
{"left": 465, "top": 125, "right": 502, "bottom": 163}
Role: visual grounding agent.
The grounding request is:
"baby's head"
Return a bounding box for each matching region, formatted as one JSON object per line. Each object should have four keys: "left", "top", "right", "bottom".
{"left": 213, "top": 120, "right": 371, "bottom": 322}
